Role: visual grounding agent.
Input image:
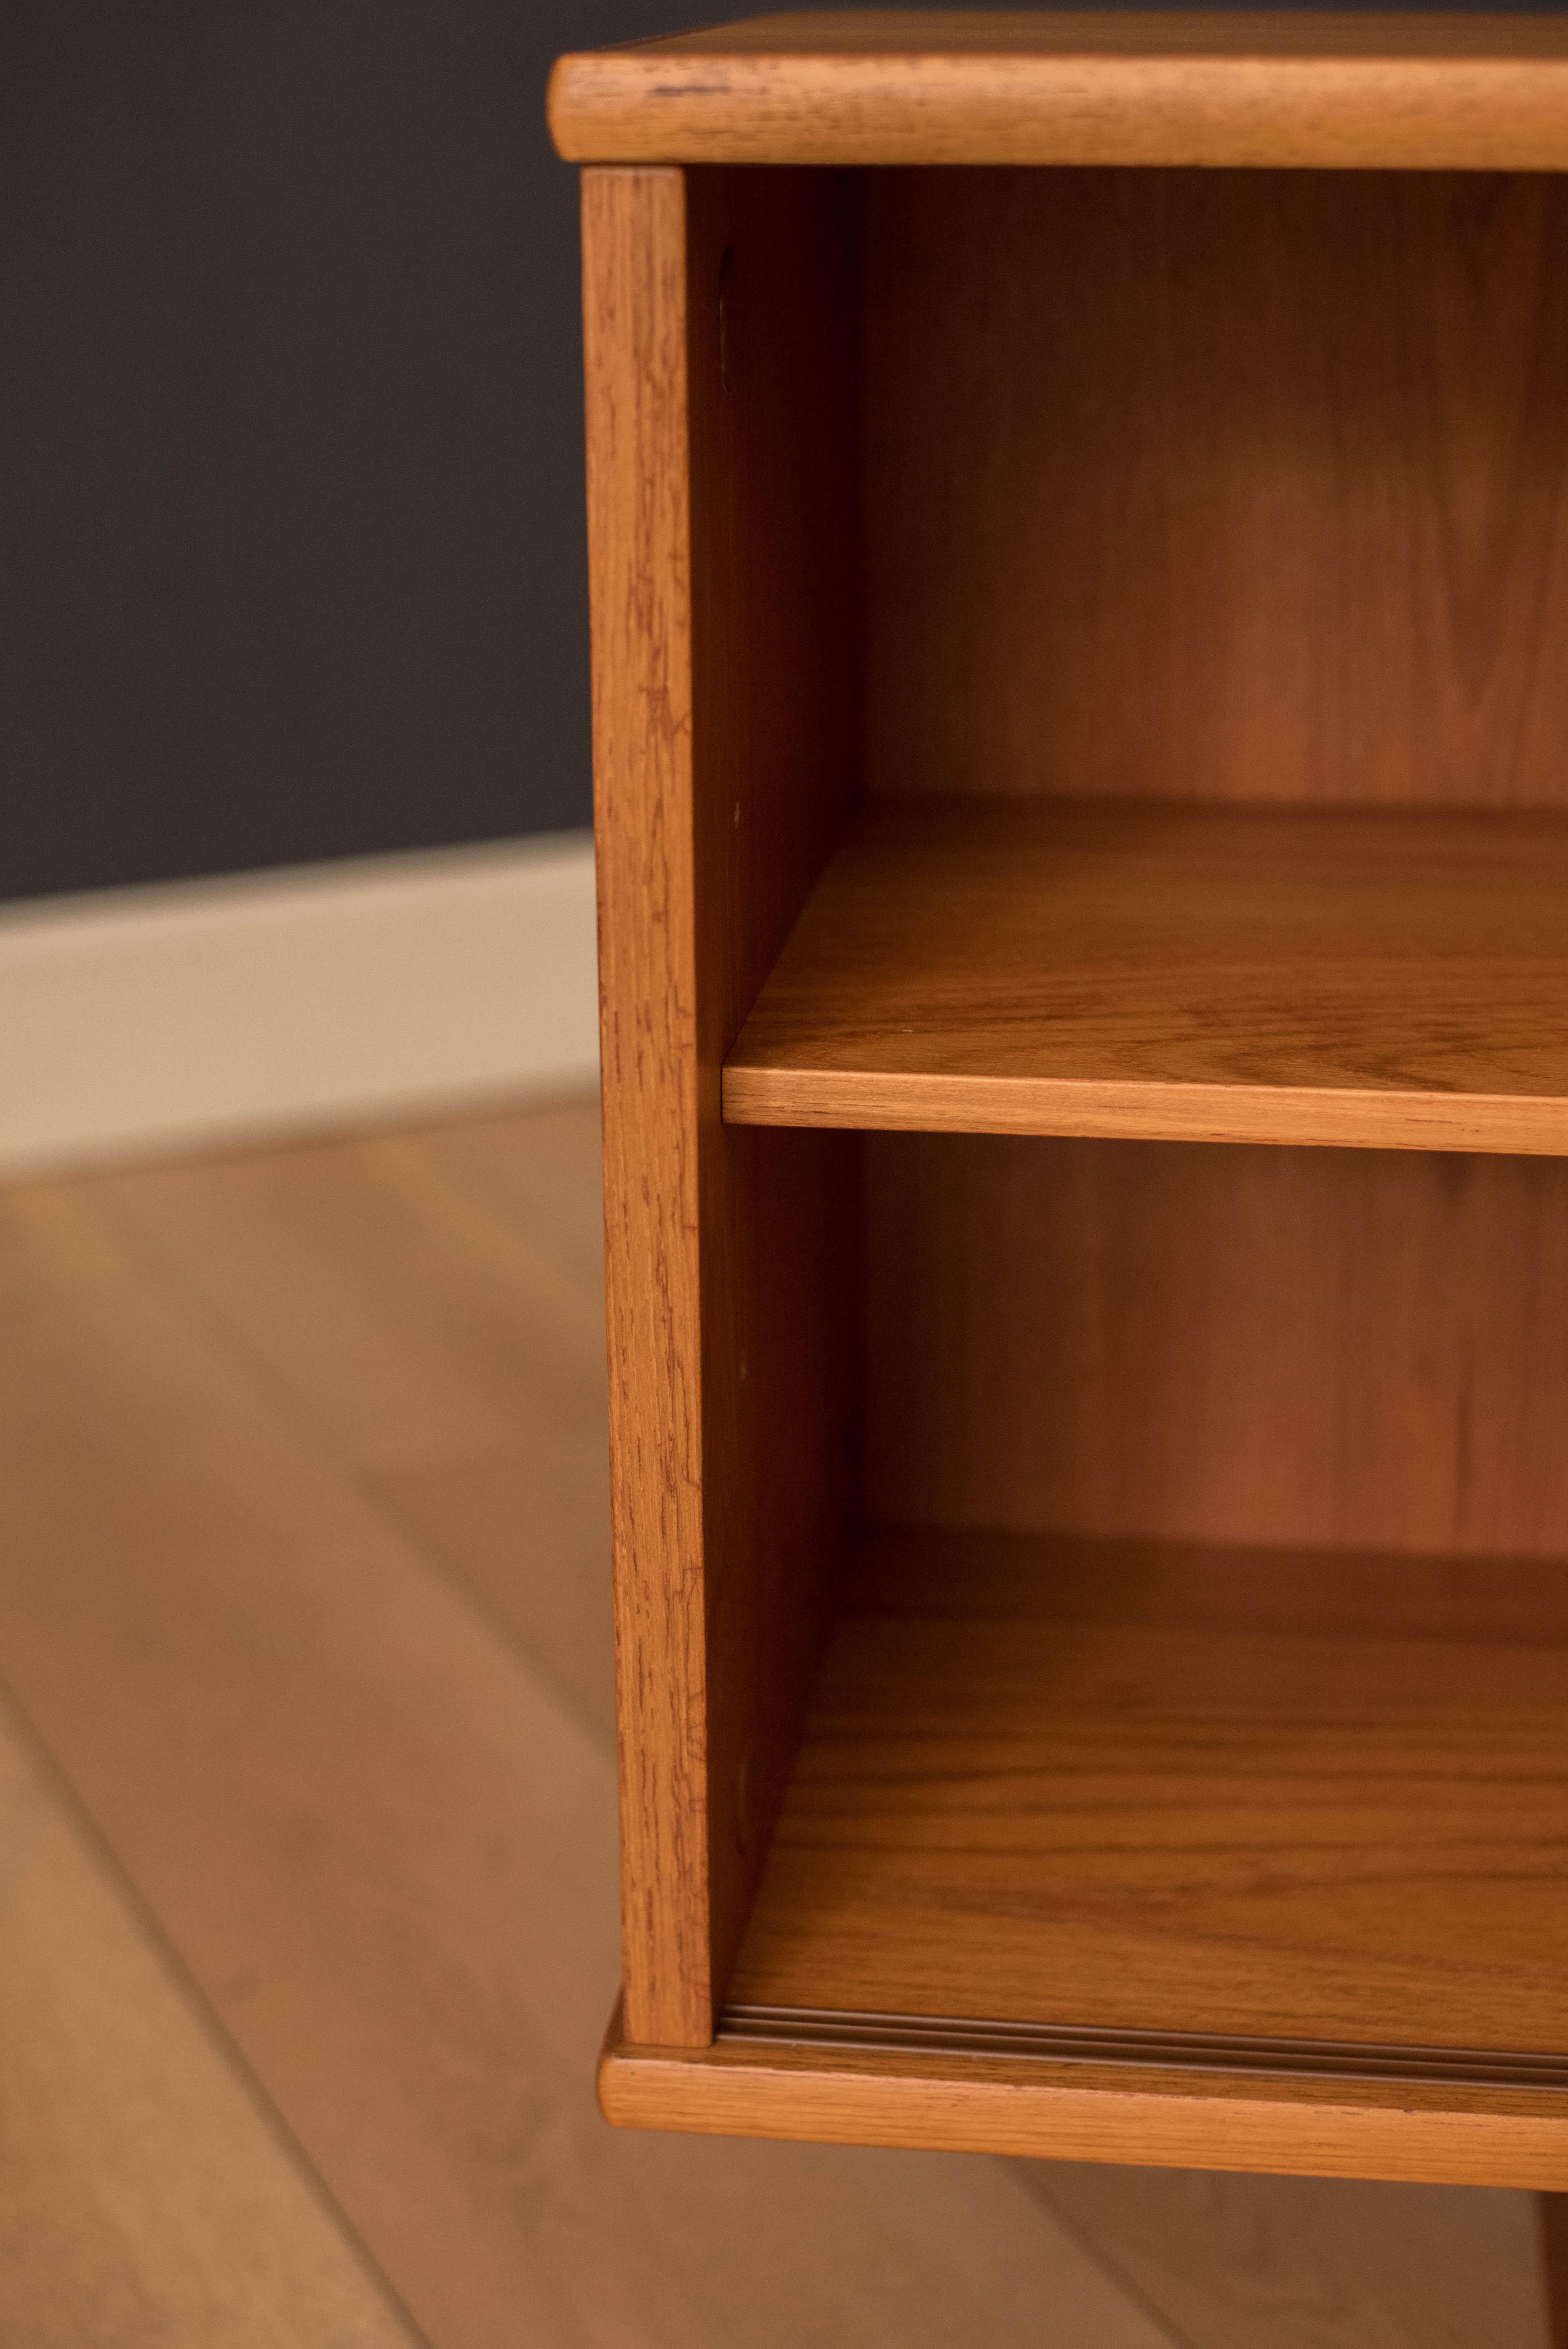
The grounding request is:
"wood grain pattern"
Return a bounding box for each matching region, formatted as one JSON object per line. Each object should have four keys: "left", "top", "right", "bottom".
{"left": 0, "top": 1693, "right": 415, "bottom": 2349}
{"left": 729, "top": 1527, "right": 1568, "bottom": 2061}
{"left": 681, "top": 166, "right": 862, "bottom": 2028}
{"left": 864, "top": 169, "right": 1568, "bottom": 815}
{"left": 863, "top": 1132, "right": 1568, "bottom": 1556}
{"left": 584, "top": 165, "right": 861, "bottom": 2040}
{"left": 725, "top": 802, "right": 1568, "bottom": 1151}
{"left": 583, "top": 165, "right": 710, "bottom": 2043}
{"left": 549, "top": 13, "right": 1568, "bottom": 170}
{"left": 600, "top": 2022, "right": 1568, "bottom": 2188}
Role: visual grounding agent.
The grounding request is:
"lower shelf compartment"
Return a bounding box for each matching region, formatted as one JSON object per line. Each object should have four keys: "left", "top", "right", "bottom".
{"left": 730, "top": 1526, "right": 1568, "bottom": 2055}
{"left": 602, "top": 1527, "right": 1568, "bottom": 2181}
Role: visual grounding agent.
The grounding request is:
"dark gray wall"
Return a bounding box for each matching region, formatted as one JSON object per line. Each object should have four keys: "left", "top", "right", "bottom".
{"left": 2, "top": 3, "right": 1557, "bottom": 901}
{"left": 0, "top": 1, "right": 728, "bottom": 901}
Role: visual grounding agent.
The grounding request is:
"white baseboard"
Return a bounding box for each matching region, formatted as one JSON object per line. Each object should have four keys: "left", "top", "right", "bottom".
{"left": 0, "top": 832, "right": 599, "bottom": 1177}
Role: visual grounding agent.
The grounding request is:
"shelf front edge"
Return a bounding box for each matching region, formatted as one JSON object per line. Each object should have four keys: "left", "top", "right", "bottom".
{"left": 720, "top": 1065, "right": 1568, "bottom": 1155}
{"left": 549, "top": 49, "right": 1568, "bottom": 170}
{"left": 598, "top": 2012, "right": 1568, "bottom": 2188}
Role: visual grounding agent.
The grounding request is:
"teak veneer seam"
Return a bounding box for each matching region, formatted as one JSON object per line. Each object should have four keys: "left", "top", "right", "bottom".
{"left": 549, "top": 10, "right": 1568, "bottom": 170}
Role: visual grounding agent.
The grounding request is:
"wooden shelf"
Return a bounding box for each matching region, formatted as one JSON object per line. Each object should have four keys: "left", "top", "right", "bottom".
{"left": 731, "top": 1523, "right": 1568, "bottom": 2052}
{"left": 549, "top": 10, "right": 1568, "bottom": 171}
{"left": 600, "top": 1525, "right": 1568, "bottom": 2178}
{"left": 724, "top": 801, "right": 1568, "bottom": 1153}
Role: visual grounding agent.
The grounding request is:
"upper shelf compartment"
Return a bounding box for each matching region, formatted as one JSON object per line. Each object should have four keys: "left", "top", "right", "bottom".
{"left": 548, "top": 10, "right": 1568, "bottom": 170}
{"left": 723, "top": 800, "right": 1568, "bottom": 1153}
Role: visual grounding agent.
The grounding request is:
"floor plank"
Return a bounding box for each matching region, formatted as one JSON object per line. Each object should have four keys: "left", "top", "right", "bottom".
{"left": 1027, "top": 2162, "right": 1547, "bottom": 2349}
{"left": 0, "top": 1171, "right": 1177, "bottom": 2349}
{"left": 0, "top": 1689, "right": 417, "bottom": 2349}
{"left": 406, "top": 1098, "right": 607, "bottom": 1299}
{"left": 89, "top": 1116, "right": 617, "bottom": 1733}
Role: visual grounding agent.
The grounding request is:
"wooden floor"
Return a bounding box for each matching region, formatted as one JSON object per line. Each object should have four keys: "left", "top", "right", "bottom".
{"left": 0, "top": 1095, "right": 1551, "bottom": 2347}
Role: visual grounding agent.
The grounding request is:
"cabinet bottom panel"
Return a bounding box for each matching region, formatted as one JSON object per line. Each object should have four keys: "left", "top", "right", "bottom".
{"left": 598, "top": 2002, "right": 1568, "bottom": 2186}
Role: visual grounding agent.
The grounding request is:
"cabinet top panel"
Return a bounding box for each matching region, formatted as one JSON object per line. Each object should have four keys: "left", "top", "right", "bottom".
{"left": 549, "top": 11, "right": 1568, "bottom": 169}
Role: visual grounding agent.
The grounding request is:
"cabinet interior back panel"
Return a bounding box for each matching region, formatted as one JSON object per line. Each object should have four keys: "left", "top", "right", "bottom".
{"left": 862, "top": 167, "right": 1568, "bottom": 810}
{"left": 863, "top": 1135, "right": 1568, "bottom": 1557}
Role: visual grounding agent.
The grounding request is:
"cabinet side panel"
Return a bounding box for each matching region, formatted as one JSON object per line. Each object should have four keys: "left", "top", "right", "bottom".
{"left": 683, "top": 169, "right": 862, "bottom": 2010}
{"left": 586, "top": 167, "right": 861, "bottom": 2045}
{"left": 583, "top": 167, "right": 711, "bottom": 2045}
{"left": 865, "top": 169, "right": 1568, "bottom": 810}
{"left": 866, "top": 1136, "right": 1568, "bottom": 1558}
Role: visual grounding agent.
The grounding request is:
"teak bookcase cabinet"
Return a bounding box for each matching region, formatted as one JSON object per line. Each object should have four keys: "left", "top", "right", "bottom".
{"left": 551, "top": 14, "right": 1568, "bottom": 2198}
